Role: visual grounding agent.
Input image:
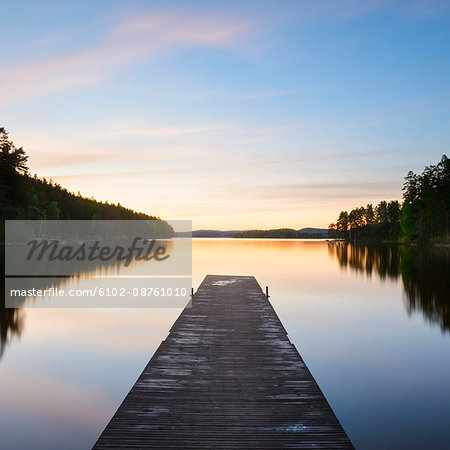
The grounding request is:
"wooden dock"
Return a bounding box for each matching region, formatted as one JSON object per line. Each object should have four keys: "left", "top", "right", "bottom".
{"left": 93, "top": 275, "right": 353, "bottom": 449}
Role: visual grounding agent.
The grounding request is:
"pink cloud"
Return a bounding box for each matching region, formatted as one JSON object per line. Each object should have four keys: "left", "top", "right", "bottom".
{"left": 0, "top": 10, "right": 255, "bottom": 107}
{"left": 112, "top": 10, "right": 252, "bottom": 46}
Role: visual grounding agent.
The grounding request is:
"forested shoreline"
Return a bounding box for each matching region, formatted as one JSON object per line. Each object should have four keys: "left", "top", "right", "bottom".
{"left": 329, "top": 155, "right": 450, "bottom": 243}
{"left": 0, "top": 127, "right": 173, "bottom": 236}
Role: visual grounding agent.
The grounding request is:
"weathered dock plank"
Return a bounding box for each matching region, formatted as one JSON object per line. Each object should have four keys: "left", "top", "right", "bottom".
{"left": 93, "top": 275, "right": 353, "bottom": 448}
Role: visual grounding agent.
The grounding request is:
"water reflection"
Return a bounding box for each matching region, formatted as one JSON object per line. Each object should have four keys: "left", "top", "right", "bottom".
{"left": 0, "top": 283, "right": 25, "bottom": 358}
{"left": 0, "top": 252, "right": 22, "bottom": 358}
{"left": 3, "top": 239, "right": 449, "bottom": 360}
{"left": 329, "top": 242, "right": 450, "bottom": 332}
{"left": 1, "top": 238, "right": 449, "bottom": 449}
{"left": 0, "top": 240, "right": 174, "bottom": 359}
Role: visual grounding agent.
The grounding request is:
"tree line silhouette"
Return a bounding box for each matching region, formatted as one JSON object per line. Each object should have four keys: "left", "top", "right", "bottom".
{"left": 0, "top": 127, "right": 173, "bottom": 236}
{"left": 1, "top": 127, "right": 176, "bottom": 358}
{"left": 329, "top": 155, "right": 450, "bottom": 242}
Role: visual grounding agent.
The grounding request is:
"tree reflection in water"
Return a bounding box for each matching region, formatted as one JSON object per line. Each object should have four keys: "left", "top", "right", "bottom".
{"left": 0, "top": 248, "right": 23, "bottom": 358}
{"left": 0, "top": 298, "right": 25, "bottom": 358}
{"left": 329, "top": 242, "right": 450, "bottom": 333}
{"left": 0, "top": 240, "right": 173, "bottom": 359}
{"left": 2, "top": 241, "right": 448, "bottom": 359}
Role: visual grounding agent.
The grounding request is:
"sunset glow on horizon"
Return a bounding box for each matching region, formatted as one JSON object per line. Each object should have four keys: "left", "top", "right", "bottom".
{"left": 2, "top": 0, "right": 449, "bottom": 229}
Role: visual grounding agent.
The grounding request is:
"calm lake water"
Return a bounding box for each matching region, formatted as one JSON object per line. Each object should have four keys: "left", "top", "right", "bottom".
{"left": 1, "top": 239, "right": 450, "bottom": 449}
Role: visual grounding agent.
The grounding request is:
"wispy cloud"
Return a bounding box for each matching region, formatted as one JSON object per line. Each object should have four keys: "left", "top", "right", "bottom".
{"left": 19, "top": 120, "right": 232, "bottom": 169}
{"left": 3, "top": 2, "right": 441, "bottom": 108}
{"left": 233, "top": 181, "right": 401, "bottom": 201}
{"left": 105, "top": 123, "right": 232, "bottom": 140}
{"left": 235, "top": 89, "right": 295, "bottom": 99}
{"left": 187, "top": 90, "right": 223, "bottom": 100}
{"left": 0, "top": 9, "right": 255, "bottom": 107}
{"left": 111, "top": 10, "right": 252, "bottom": 46}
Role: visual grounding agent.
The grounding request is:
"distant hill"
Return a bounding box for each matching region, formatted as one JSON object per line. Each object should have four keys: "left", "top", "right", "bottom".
{"left": 233, "top": 228, "right": 328, "bottom": 239}
{"left": 175, "top": 230, "right": 243, "bottom": 237}
{"left": 175, "top": 228, "right": 329, "bottom": 238}
{"left": 193, "top": 230, "right": 242, "bottom": 237}
{"left": 298, "top": 228, "right": 329, "bottom": 237}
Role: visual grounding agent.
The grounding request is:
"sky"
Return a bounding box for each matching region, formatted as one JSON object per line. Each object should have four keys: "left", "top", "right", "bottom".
{"left": 1, "top": 0, "right": 449, "bottom": 229}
